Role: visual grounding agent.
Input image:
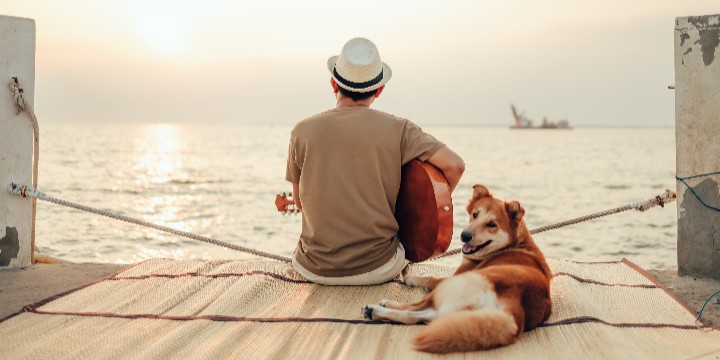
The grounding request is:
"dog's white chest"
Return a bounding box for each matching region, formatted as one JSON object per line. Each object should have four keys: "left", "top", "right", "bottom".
{"left": 434, "top": 273, "right": 502, "bottom": 315}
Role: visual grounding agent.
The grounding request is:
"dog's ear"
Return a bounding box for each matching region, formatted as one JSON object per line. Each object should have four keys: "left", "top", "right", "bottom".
{"left": 505, "top": 200, "right": 525, "bottom": 224}
{"left": 471, "top": 184, "right": 492, "bottom": 200}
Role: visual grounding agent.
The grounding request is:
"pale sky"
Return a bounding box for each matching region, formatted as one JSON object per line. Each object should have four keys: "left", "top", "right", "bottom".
{"left": 4, "top": 1, "right": 718, "bottom": 127}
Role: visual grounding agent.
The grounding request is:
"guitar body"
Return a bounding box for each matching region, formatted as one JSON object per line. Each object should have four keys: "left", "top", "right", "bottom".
{"left": 395, "top": 160, "right": 453, "bottom": 262}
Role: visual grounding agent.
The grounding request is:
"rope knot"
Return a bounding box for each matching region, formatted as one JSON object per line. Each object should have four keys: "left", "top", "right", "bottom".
{"left": 9, "top": 77, "right": 29, "bottom": 115}
{"left": 655, "top": 195, "right": 665, "bottom": 208}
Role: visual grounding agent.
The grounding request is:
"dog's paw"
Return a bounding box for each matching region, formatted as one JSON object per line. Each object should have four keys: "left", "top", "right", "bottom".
{"left": 404, "top": 275, "right": 422, "bottom": 287}
{"left": 362, "top": 305, "right": 374, "bottom": 320}
{"left": 363, "top": 304, "right": 387, "bottom": 320}
{"left": 378, "top": 299, "right": 390, "bottom": 307}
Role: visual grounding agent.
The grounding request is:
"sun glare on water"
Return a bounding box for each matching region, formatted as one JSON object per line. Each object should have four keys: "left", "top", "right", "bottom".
{"left": 134, "top": 123, "right": 182, "bottom": 184}
{"left": 132, "top": 124, "right": 192, "bottom": 231}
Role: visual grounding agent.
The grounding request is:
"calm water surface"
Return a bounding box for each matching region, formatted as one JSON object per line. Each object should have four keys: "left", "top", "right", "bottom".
{"left": 36, "top": 124, "right": 677, "bottom": 270}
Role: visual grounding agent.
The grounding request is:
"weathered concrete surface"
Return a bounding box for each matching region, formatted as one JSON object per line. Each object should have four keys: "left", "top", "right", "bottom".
{"left": 0, "top": 15, "right": 36, "bottom": 268}
{"left": 0, "top": 262, "right": 127, "bottom": 320}
{"left": 648, "top": 269, "right": 720, "bottom": 327}
{"left": 675, "top": 14, "right": 720, "bottom": 280}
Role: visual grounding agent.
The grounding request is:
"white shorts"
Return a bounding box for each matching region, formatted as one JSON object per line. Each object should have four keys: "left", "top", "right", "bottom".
{"left": 292, "top": 243, "right": 409, "bottom": 286}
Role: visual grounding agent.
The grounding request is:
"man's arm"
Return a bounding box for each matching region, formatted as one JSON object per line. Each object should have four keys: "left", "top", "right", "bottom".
{"left": 426, "top": 146, "right": 465, "bottom": 193}
{"left": 292, "top": 182, "right": 303, "bottom": 210}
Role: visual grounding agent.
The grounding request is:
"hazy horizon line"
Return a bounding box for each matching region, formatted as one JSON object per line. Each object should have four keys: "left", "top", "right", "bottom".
{"left": 40, "top": 121, "right": 676, "bottom": 129}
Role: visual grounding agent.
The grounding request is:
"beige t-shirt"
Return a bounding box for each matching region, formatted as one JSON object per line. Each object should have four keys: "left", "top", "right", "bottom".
{"left": 286, "top": 107, "right": 445, "bottom": 277}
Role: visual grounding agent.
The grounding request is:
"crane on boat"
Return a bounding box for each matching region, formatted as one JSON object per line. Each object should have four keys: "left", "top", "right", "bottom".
{"left": 510, "top": 104, "right": 572, "bottom": 129}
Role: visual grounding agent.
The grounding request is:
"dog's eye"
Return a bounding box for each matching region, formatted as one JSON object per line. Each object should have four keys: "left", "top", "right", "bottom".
{"left": 487, "top": 221, "right": 497, "bottom": 228}
{"left": 472, "top": 212, "right": 479, "bottom": 219}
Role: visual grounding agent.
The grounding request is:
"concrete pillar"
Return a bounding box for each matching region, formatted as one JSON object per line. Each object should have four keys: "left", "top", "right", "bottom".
{"left": 0, "top": 15, "right": 35, "bottom": 268}
{"left": 674, "top": 14, "right": 720, "bottom": 280}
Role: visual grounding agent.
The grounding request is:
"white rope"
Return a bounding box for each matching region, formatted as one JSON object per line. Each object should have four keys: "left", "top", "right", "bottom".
{"left": 7, "top": 183, "right": 292, "bottom": 263}
{"left": 429, "top": 189, "right": 677, "bottom": 261}
{"left": 9, "top": 182, "right": 675, "bottom": 264}
{"left": 9, "top": 77, "right": 39, "bottom": 261}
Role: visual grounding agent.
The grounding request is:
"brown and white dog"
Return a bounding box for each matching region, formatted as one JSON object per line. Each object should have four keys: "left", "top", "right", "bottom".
{"left": 363, "top": 184, "right": 552, "bottom": 353}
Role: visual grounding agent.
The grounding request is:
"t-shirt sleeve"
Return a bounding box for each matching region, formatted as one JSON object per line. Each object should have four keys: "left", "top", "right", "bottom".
{"left": 400, "top": 120, "right": 445, "bottom": 164}
{"left": 285, "top": 132, "right": 301, "bottom": 183}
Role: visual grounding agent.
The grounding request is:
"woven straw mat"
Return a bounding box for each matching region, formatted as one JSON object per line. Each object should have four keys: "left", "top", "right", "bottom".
{"left": 0, "top": 258, "right": 719, "bottom": 359}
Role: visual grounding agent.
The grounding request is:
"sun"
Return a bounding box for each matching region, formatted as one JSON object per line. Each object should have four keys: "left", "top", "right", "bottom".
{"left": 133, "top": 11, "right": 190, "bottom": 55}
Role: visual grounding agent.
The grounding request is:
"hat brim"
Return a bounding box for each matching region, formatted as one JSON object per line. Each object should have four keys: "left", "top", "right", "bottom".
{"left": 327, "top": 55, "right": 392, "bottom": 93}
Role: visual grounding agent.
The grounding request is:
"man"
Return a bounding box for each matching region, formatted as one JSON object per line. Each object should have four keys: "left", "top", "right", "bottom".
{"left": 286, "top": 38, "right": 465, "bottom": 285}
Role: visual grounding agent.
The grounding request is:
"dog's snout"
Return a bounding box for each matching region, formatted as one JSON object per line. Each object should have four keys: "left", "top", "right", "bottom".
{"left": 460, "top": 231, "right": 473, "bottom": 243}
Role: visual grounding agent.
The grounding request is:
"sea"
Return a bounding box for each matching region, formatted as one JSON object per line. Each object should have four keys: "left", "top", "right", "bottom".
{"left": 35, "top": 123, "right": 678, "bottom": 270}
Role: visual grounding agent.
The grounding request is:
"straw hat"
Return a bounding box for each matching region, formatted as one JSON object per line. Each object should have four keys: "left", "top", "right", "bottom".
{"left": 327, "top": 38, "right": 392, "bottom": 93}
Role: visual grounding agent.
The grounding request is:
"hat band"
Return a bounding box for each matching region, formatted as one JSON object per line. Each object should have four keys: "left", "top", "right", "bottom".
{"left": 333, "top": 67, "right": 384, "bottom": 90}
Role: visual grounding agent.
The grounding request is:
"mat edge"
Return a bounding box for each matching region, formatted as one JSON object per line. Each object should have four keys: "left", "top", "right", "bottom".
{"left": 621, "top": 258, "right": 717, "bottom": 330}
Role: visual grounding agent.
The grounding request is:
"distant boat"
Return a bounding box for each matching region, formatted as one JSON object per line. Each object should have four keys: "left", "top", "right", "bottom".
{"left": 510, "top": 104, "right": 572, "bottom": 129}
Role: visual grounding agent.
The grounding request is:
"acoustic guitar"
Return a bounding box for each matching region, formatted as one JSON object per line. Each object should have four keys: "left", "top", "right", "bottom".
{"left": 275, "top": 159, "right": 453, "bottom": 262}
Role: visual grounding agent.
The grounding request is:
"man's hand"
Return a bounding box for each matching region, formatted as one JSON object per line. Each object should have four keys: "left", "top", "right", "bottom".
{"left": 426, "top": 146, "right": 465, "bottom": 193}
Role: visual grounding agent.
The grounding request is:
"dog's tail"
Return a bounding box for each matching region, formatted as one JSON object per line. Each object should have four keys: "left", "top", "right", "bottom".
{"left": 412, "top": 309, "right": 518, "bottom": 353}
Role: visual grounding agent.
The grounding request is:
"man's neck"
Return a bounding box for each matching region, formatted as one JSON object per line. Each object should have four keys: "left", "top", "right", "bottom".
{"left": 336, "top": 96, "right": 374, "bottom": 108}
